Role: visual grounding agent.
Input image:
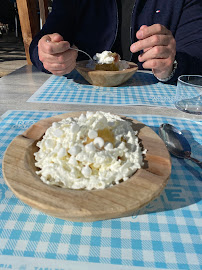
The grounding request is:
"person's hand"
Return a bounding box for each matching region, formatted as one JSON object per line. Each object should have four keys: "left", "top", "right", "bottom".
{"left": 130, "top": 24, "right": 176, "bottom": 80}
{"left": 38, "top": 33, "right": 78, "bottom": 75}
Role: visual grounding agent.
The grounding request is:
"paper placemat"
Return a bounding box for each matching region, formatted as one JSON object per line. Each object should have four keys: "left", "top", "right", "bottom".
{"left": 27, "top": 71, "right": 177, "bottom": 107}
{"left": 0, "top": 110, "right": 202, "bottom": 270}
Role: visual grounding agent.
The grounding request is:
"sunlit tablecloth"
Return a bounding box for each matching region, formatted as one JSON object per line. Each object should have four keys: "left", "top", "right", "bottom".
{"left": 0, "top": 110, "right": 201, "bottom": 270}
{"left": 27, "top": 71, "right": 176, "bottom": 108}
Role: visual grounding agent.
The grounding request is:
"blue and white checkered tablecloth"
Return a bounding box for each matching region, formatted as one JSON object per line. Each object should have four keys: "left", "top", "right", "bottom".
{"left": 27, "top": 71, "right": 177, "bottom": 107}
{"left": 0, "top": 110, "right": 201, "bottom": 270}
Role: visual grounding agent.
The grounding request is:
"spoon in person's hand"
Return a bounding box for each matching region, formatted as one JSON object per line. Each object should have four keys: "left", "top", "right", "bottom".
{"left": 159, "top": 123, "right": 202, "bottom": 169}
{"left": 46, "top": 39, "right": 93, "bottom": 61}
{"left": 69, "top": 47, "right": 93, "bottom": 61}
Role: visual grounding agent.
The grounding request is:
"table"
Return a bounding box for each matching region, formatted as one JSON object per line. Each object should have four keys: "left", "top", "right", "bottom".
{"left": 0, "top": 65, "right": 202, "bottom": 120}
{"left": 0, "top": 65, "right": 201, "bottom": 270}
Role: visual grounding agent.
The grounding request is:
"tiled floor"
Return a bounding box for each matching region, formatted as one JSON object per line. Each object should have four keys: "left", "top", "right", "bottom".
{"left": 0, "top": 31, "right": 27, "bottom": 77}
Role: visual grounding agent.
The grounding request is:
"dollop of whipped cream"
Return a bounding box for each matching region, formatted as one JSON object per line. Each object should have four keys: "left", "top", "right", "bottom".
{"left": 93, "top": 51, "right": 116, "bottom": 64}
{"left": 93, "top": 50, "right": 129, "bottom": 70}
{"left": 34, "top": 111, "right": 145, "bottom": 190}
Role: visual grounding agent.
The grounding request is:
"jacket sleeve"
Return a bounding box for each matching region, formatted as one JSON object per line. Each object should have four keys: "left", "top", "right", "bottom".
{"left": 167, "top": 0, "right": 202, "bottom": 84}
{"left": 29, "top": 0, "right": 76, "bottom": 72}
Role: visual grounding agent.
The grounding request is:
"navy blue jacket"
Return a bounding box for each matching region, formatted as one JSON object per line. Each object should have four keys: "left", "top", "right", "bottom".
{"left": 30, "top": 0, "right": 202, "bottom": 84}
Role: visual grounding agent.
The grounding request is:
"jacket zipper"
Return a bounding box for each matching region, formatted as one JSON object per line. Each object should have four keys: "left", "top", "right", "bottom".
{"left": 129, "top": 1, "right": 136, "bottom": 61}
{"left": 111, "top": 0, "right": 119, "bottom": 50}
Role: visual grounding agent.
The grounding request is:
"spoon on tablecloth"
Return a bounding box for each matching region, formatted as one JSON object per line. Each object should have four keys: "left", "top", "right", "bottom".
{"left": 159, "top": 123, "right": 202, "bottom": 169}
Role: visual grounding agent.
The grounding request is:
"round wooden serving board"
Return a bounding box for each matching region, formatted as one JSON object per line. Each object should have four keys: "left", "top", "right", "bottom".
{"left": 3, "top": 112, "right": 171, "bottom": 222}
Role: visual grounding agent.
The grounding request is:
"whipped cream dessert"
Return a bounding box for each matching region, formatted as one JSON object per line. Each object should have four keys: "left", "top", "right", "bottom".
{"left": 93, "top": 51, "right": 129, "bottom": 71}
{"left": 34, "top": 111, "right": 145, "bottom": 190}
{"left": 93, "top": 51, "right": 120, "bottom": 65}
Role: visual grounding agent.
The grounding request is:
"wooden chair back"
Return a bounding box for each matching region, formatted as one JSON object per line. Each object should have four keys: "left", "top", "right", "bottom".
{"left": 16, "top": 0, "right": 49, "bottom": 64}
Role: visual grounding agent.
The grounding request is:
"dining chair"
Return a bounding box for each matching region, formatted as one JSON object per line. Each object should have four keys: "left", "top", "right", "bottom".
{"left": 16, "top": 0, "right": 49, "bottom": 64}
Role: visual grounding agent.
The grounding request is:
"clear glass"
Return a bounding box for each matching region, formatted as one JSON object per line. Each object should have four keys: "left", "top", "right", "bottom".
{"left": 175, "top": 75, "right": 202, "bottom": 115}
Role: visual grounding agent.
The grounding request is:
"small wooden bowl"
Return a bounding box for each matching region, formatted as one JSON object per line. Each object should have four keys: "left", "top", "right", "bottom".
{"left": 75, "top": 60, "right": 138, "bottom": 87}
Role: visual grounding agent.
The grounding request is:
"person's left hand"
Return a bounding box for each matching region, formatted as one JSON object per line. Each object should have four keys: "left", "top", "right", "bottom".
{"left": 130, "top": 24, "right": 176, "bottom": 80}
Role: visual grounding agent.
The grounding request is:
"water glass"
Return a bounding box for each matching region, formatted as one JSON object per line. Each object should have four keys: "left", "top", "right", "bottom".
{"left": 175, "top": 75, "right": 202, "bottom": 114}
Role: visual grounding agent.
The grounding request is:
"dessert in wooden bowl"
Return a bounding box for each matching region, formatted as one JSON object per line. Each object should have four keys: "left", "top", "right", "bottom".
{"left": 76, "top": 51, "right": 138, "bottom": 87}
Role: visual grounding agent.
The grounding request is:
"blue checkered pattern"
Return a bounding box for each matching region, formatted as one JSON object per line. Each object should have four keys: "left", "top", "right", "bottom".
{"left": 0, "top": 110, "right": 202, "bottom": 269}
{"left": 27, "top": 71, "right": 177, "bottom": 107}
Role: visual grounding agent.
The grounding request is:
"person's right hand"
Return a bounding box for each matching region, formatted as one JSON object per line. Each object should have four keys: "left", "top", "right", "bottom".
{"left": 38, "top": 33, "right": 78, "bottom": 76}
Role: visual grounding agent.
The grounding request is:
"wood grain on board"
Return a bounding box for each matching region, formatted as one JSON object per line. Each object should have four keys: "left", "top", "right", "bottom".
{"left": 3, "top": 112, "right": 171, "bottom": 221}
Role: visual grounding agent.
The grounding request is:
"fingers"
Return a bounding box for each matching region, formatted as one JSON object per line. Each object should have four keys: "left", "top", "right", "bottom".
{"left": 38, "top": 33, "right": 78, "bottom": 76}
{"left": 42, "top": 49, "right": 78, "bottom": 75}
{"left": 43, "top": 60, "right": 76, "bottom": 76}
{"left": 131, "top": 34, "right": 172, "bottom": 53}
{"left": 39, "top": 48, "right": 77, "bottom": 64}
{"left": 130, "top": 24, "right": 176, "bottom": 80}
{"left": 136, "top": 24, "right": 171, "bottom": 40}
{"left": 39, "top": 34, "right": 70, "bottom": 55}
{"left": 141, "top": 58, "right": 173, "bottom": 71}
{"left": 138, "top": 46, "right": 171, "bottom": 62}
{"left": 51, "top": 33, "right": 64, "bottom": 43}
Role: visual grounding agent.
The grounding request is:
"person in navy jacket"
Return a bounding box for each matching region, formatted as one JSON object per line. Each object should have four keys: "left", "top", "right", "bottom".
{"left": 29, "top": 0, "right": 202, "bottom": 84}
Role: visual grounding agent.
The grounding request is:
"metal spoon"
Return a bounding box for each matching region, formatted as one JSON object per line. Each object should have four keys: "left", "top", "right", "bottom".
{"left": 69, "top": 47, "right": 93, "bottom": 61}
{"left": 159, "top": 123, "right": 202, "bottom": 168}
{"left": 45, "top": 39, "right": 93, "bottom": 61}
